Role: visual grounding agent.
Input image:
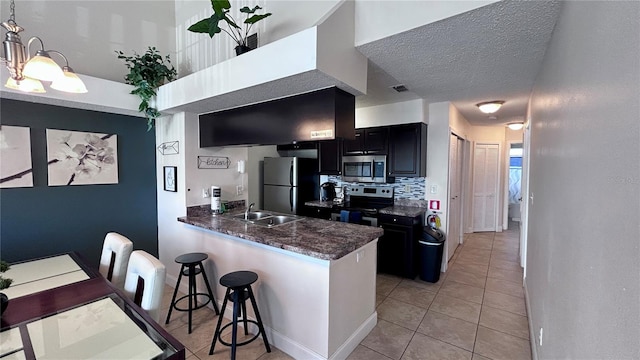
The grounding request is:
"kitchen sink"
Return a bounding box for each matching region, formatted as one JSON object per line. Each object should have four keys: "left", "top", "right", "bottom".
{"left": 233, "top": 211, "right": 272, "bottom": 221}
{"left": 252, "top": 215, "right": 303, "bottom": 227}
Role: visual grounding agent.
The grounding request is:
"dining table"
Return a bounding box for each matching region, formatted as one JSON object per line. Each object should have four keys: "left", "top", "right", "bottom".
{"left": 0, "top": 252, "right": 185, "bottom": 360}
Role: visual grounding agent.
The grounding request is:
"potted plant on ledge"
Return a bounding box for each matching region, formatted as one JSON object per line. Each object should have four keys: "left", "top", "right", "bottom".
{"left": 188, "top": 0, "right": 272, "bottom": 55}
{"left": 116, "top": 47, "right": 177, "bottom": 131}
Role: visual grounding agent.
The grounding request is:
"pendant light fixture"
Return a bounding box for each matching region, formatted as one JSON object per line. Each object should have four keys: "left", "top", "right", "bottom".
{"left": 1, "top": 0, "right": 87, "bottom": 93}
{"left": 476, "top": 100, "right": 504, "bottom": 114}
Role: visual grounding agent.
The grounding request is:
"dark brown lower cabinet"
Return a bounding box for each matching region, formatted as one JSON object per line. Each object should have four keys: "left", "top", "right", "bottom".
{"left": 304, "top": 206, "right": 333, "bottom": 220}
{"left": 378, "top": 214, "right": 422, "bottom": 278}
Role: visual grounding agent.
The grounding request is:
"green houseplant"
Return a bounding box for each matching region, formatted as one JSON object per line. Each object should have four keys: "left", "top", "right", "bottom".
{"left": 188, "top": 0, "right": 272, "bottom": 55}
{"left": 0, "top": 260, "right": 12, "bottom": 316}
{"left": 116, "top": 47, "right": 177, "bottom": 131}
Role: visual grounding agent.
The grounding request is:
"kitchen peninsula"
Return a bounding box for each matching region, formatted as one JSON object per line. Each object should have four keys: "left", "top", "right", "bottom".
{"left": 177, "top": 208, "right": 383, "bottom": 360}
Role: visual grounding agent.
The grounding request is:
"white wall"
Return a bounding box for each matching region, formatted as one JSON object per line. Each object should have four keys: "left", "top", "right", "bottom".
{"left": 184, "top": 114, "right": 248, "bottom": 207}
{"left": 355, "top": 99, "right": 427, "bottom": 128}
{"left": 353, "top": 0, "right": 496, "bottom": 46}
{"left": 7, "top": 1, "right": 175, "bottom": 82}
{"left": 525, "top": 2, "right": 639, "bottom": 359}
{"left": 155, "top": 112, "right": 189, "bottom": 280}
{"left": 427, "top": 102, "right": 451, "bottom": 268}
{"left": 173, "top": 0, "right": 340, "bottom": 76}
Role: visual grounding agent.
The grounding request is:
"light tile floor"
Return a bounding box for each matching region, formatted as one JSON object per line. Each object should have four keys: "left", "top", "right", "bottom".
{"left": 354, "top": 223, "right": 531, "bottom": 360}
{"left": 161, "top": 223, "right": 529, "bottom": 360}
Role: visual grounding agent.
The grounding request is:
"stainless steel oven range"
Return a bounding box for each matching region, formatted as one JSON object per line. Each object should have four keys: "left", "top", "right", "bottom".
{"left": 330, "top": 185, "right": 394, "bottom": 227}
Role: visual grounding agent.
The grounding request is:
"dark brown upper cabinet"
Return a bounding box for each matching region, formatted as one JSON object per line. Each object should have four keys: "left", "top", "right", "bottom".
{"left": 199, "top": 87, "right": 355, "bottom": 147}
{"left": 343, "top": 127, "right": 389, "bottom": 155}
{"left": 387, "top": 123, "right": 427, "bottom": 177}
{"left": 318, "top": 139, "right": 343, "bottom": 175}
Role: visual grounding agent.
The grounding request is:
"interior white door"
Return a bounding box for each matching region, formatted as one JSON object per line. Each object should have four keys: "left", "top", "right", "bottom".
{"left": 472, "top": 143, "right": 500, "bottom": 232}
{"left": 447, "top": 134, "right": 464, "bottom": 261}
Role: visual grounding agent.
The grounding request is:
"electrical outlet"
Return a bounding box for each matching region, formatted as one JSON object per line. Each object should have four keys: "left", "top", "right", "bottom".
{"left": 404, "top": 184, "right": 411, "bottom": 192}
{"left": 538, "top": 327, "right": 543, "bottom": 346}
{"left": 202, "top": 188, "right": 209, "bottom": 198}
{"left": 430, "top": 184, "right": 438, "bottom": 194}
{"left": 236, "top": 185, "right": 243, "bottom": 195}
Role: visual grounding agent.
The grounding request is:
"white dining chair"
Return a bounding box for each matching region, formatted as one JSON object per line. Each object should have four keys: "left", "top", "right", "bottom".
{"left": 99, "top": 232, "right": 133, "bottom": 289}
{"left": 123, "top": 250, "right": 166, "bottom": 322}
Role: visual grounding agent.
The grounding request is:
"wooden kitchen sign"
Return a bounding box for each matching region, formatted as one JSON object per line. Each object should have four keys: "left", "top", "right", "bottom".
{"left": 197, "top": 156, "right": 231, "bottom": 169}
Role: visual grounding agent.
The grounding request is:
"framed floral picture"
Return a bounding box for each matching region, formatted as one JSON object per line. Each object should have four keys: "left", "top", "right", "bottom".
{"left": 164, "top": 166, "right": 177, "bottom": 192}
{"left": 46, "top": 129, "right": 118, "bottom": 186}
{"left": 0, "top": 125, "right": 34, "bottom": 188}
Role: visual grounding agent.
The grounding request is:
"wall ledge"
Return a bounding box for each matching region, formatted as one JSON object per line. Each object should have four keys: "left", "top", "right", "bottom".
{"left": 0, "top": 68, "right": 141, "bottom": 118}
{"left": 156, "top": 1, "right": 367, "bottom": 115}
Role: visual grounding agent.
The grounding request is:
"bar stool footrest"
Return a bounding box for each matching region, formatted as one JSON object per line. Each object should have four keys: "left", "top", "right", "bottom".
{"left": 172, "top": 293, "right": 214, "bottom": 312}
{"left": 218, "top": 320, "right": 262, "bottom": 347}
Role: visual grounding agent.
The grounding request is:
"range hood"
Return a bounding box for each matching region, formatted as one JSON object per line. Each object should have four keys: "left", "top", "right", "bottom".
{"left": 199, "top": 87, "right": 354, "bottom": 147}
{"left": 156, "top": 1, "right": 367, "bottom": 116}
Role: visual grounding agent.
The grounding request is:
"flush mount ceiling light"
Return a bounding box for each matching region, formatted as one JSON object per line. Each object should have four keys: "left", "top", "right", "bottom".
{"left": 1, "top": 0, "right": 87, "bottom": 93}
{"left": 507, "top": 122, "right": 524, "bottom": 130}
{"left": 476, "top": 100, "right": 504, "bottom": 114}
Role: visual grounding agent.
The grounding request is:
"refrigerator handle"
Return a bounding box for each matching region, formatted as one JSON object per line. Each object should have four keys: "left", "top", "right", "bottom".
{"left": 289, "top": 161, "right": 294, "bottom": 186}
{"left": 289, "top": 187, "right": 294, "bottom": 212}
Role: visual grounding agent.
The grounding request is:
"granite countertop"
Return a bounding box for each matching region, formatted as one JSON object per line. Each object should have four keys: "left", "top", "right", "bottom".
{"left": 304, "top": 200, "right": 427, "bottom": 218}
{"left": 304, "top": 200, "right": 337, "bottom": 208}
{"left": 378, "top": 206, "right": 427, "bottom": 218}
{"left": 178, "top": 210, "right": 384, "bottom": 261}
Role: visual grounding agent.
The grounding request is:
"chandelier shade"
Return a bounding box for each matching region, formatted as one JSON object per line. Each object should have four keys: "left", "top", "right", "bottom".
{"left": 22, "top": 50, "right": 65, "bottom": 82}
{"left": 1, "top": 0, "right": 86, "bottom": 93}
{"left": 51, "top": 66, "right": 88, "bottom": 93}
{"left": 5, "top": 76, "right": 45, "bottom": 93}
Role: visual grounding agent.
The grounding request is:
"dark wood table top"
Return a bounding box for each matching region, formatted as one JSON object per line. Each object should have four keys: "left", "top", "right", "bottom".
{"left": 0, "top": 252, "right": 185, "bottom": 360}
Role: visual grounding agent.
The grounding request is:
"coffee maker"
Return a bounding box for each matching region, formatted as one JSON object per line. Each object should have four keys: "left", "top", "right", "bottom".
{"left": 320, "top": 182, "right": 336, "bottom": 201}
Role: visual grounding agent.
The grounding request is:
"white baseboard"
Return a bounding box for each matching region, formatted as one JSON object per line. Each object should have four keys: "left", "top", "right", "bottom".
{"left": 164, "top": 275, "right": 377, "bottom": 360}
{"left": 524, "top": 279, "right": 538, "bottom": 360}
{"left": 329, "top": 312, "right": 377, "bottom": 360}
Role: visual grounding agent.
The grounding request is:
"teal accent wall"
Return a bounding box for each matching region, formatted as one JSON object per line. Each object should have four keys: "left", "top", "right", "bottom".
{"left": 0, "top": 99, "right": 158, "bottom": 265}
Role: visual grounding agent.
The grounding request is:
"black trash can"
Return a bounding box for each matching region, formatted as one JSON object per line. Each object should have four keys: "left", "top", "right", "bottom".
{"left": 419, "top": 227, "right": 446, "bottom": 283}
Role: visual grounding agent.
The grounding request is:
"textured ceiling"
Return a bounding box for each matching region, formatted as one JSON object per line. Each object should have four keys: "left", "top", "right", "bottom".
{"left": 356, "top": 0, "right": 561, "bottom": 125}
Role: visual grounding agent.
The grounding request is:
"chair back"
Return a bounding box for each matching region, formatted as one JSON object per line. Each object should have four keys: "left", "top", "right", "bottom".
{"left": 99, "top": 232, "right": 133, "bottom": 289}
{"left": 124, "top": 250, "right": 166, "bottom": 322}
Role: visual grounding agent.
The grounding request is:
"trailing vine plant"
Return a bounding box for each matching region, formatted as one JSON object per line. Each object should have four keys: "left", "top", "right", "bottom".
{"left": 116, "top": 47, "right": 177, "bottom": 131}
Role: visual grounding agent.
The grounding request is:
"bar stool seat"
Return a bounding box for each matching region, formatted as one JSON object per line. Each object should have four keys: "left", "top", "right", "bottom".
{"left": 209, "top": 271, "right": 271, "bottom": 359}
{"left": 165, "top": 252, "right": 219, "bottom": 333}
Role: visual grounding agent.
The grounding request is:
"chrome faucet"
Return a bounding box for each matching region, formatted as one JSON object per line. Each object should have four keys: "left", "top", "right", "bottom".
{"left": 245, "top": 203, "right": 255, "bottom": 220}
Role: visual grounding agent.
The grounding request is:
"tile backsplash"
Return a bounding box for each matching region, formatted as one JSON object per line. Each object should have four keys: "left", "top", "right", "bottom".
{"left": 327, "top": 176, "right": 426, "bottom": 201}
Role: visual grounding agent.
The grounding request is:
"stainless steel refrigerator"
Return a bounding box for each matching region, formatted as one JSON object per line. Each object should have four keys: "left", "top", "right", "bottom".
{"left": 263, "top": 157, "right": 319, "bottom": 215}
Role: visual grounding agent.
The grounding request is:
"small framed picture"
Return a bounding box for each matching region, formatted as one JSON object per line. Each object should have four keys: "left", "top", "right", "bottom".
{"left": 163, "top": 166, "right": 177, "bottom": 192}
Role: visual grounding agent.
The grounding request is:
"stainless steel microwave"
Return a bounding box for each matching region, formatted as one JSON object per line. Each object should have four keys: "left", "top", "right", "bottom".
{"left": 342, "top": 155, "right": 387, "bottom": 183}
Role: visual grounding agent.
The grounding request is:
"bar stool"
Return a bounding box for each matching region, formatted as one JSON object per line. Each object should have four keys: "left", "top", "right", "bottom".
{"left": 209, "top": 271, "right": 271, "bottom": 359}
{"left": 165, "top": 252, "right": 220, "bottom": 333}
